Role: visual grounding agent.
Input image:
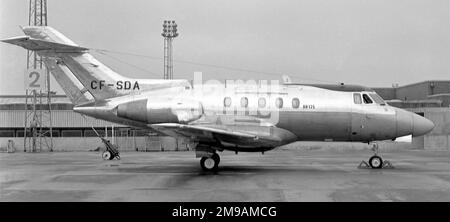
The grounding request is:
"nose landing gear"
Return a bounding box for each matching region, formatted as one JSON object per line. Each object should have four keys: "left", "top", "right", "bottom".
{"left": 368, "top": 155, "right": 383, "bottom": 169}
{"left": 358, "top": 142, "right": 394, "bottom": 169}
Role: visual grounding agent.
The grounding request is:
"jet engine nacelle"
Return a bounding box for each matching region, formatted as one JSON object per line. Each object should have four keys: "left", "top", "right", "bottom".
{"left": 116, "top": 98, "right": 203, "bottom": 124}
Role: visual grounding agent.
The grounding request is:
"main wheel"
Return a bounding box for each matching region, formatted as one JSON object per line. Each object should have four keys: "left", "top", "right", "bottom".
{"left": 200, "top": 156, "right": 219, "bottom": 171}
{"left": 102, "top": 151, "right": 114, "bottom": 160}
{"left": 369, "top": 155, "right": 383, "bottom": 169}
{"left": 211, "top": 153, "right": 220, "bottom": 165}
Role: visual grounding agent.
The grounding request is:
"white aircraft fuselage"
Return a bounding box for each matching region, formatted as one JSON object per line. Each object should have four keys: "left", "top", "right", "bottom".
{"left": 1, "top": 26, "right": 435, "bottom": 170}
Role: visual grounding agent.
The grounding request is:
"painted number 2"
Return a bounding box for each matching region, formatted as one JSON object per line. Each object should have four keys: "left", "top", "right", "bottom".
{"left": 29, "top": 71, "right": 40, "bottom": 87}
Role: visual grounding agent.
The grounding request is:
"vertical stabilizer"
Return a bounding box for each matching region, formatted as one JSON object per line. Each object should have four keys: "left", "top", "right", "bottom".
{"left": 2, "top": 26, "right": 128, "bottom": 102}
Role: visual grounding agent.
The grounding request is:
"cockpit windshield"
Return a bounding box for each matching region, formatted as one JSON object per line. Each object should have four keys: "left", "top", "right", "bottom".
{"left": 369, "top": 93, "right": 386, "bottom": 105}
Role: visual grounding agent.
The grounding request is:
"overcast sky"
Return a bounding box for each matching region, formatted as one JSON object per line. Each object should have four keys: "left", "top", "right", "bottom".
{"left": 1, "top": 0, "right": 449, "bottom": 95}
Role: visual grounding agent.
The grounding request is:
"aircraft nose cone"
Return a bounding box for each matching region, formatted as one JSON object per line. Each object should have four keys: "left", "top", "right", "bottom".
{"left": 396, "top": 109, "right": 413, "bottom": 137}
{"left": 396, "top": 109, "right": 435, "bottom": 137}
{"left": 412, "top": 114, "right": 435, "bottom": 136}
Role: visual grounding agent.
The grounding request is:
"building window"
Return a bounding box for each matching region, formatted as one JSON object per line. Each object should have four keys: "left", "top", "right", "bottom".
{"left": 292, "top": 98, "right": 300, "bottom": 109}
{"left": 275, "top": 97, "right": 283, "bottom": 108}
{"left": 43, "top": 131, "right": 59, "bottom": 137}
{"left": 416, "top": 112, "right": 425, "bottom": 117}
{"left": 353, "top": 93, "right": 362, "bottom": 104}
{"left": 258, "top": 97, "right": 266, "bottom": 108}
{"left": 362, "top": 94, "right": 373, "bottom": 104}
{"left": 135, "top": 130, "right": 149, "bottom": 136}
{"left": 224, "top": 97, "right": 232, "bottom": 107}
{"left": 16, "top": 130, "right": 31, "bottom": 137}
{"left": 84, "top": 129, "right": 105, "bottom": 137}
{"left": 240, "top": 97, "right": 248, "bottom": 108}
{"left": 61, "top": 130, "right": 83, "bottom": 137}
{"left": 0, "top": 130, "right": 14, "bottom": 137}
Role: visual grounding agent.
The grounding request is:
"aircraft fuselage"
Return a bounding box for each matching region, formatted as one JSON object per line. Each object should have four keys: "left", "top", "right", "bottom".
{"left": 74, "top": 81, "right": 435, "bottom": 150}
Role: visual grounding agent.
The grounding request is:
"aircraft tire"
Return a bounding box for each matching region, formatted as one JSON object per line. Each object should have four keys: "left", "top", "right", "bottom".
{"left": 200, "top": 156, "right": 218, "bottom": 171}
{"left": 369, "top": 155, "right": 383, "bottom": 169}
{"left": 102, "top": 151, "right": 112, "bottom": 160}
{"left": 212, "top": 153, "right": 220, "bottom": 165}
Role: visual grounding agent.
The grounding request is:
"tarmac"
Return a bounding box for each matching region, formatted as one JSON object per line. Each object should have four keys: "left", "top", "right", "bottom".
{"left": 2, "top": 148, "right": 450, "bottom": 201}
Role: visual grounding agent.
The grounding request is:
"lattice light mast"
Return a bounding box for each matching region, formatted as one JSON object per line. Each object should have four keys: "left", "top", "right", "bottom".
{"left": 162, "top": 20, "right": 178, "bottom": 79}
{"left": 27, "top": 0, "right": 47, "bottom": 70}
{"left": 24, "top": 0, "right": 53, "bottom": 152}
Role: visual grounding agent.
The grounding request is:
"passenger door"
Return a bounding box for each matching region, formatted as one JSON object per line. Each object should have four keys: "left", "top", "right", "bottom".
{"left": 350, "top": 93, "right": 368, "bottom": 141}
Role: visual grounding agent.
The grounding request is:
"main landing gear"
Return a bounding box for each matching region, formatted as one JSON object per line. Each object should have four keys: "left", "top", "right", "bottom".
{"left": 358, "top": 142, "right": 394, "bottom": 169}
{"left": 196, "top": 144, "right": 221, "bottom": 171}
{"left": 200, "top": 153, "right": 220, "bottom": 171}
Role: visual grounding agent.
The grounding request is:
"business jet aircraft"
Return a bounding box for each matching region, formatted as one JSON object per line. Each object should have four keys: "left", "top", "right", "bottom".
{"left": 2, "top": 26, "right": 435, "bottom": 171}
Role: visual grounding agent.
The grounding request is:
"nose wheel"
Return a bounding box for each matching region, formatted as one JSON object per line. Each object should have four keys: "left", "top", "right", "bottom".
{"left": 200, "top": 153, "right": 220, "bottom": 171}
{"left": 368, "top": 155, "right": 383, "bottom": 169}
{"left": 358, "top": 143, "right": 393, "bottom": 169}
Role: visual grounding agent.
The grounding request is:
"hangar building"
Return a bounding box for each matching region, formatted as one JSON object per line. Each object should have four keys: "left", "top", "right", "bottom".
{"left": 373, "top": 80, "right": 450, "bottom": 150}
{"left": 0, "top": 95, "right": 191, "bottom": 152}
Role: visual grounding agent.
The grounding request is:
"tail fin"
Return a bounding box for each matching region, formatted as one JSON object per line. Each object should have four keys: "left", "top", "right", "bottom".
{"left": 1, "top": 26, "right": 128, "bottom": 102}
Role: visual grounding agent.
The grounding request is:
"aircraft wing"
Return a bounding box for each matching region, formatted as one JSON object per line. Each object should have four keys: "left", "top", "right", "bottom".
{"left": 149, "top": 123, "right": 297, "bottom": 150}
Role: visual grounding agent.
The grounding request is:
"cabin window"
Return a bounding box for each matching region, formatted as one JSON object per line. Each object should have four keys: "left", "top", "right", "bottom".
{"left": 362, "top": 94, "right": 373, "bottom": 104}
{"left": 275, "top": 97, "right": 283, "bottom": 108}
{"left": 292, "top": 98, "right": 300, "bottom": 109}
{"left": 224, "top": 97, "right": 232, "bottom": 107}
{"left": 240, "top": 97, "right": 248, "bottom": 108}
{"left": 258, "top": 97, "right": 266, "bottom": 108}
{"left": 353, "top": 93, "right": 362, "bottom": 104}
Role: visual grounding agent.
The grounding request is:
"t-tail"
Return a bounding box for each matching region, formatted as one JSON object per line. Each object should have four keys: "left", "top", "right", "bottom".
{"left": 1, "top": 26, "right": 137, "bottom": 104}
{"left": 2, "top": 26, "right": 191, "bottom": 106}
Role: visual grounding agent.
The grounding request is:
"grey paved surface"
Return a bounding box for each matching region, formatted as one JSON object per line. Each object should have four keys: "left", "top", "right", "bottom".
{"left": 1, "top": 149, "right": 450, "bottom": 201}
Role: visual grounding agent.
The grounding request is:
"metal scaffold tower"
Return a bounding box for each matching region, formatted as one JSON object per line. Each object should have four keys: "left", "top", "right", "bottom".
{"left": 24, "top": 0, "right": 53, "bottom": 152}
{"left": 162, "top": 20, "right": 178, "bottom": 79}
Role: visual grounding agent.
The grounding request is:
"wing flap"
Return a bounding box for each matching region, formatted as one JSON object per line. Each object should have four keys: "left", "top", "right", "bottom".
{"left": 149, "top": 123, "right": 298, "bottom": 150}
{"left": 151, "top": 123, "right": 258, "bottom": 138}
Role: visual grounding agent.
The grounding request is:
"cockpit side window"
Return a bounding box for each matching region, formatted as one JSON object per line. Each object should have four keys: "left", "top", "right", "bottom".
{"left": 362, "top": 94, "right": 373, "bottom": 104}
{"left": 369, "top": 93, "right": 386, "bottom": 105}
{"left": 353, "top": 93, "right": 362, "bottom": 104}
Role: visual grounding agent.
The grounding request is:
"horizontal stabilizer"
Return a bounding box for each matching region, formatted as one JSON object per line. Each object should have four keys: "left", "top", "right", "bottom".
{"left": 1, "top": 36, "right": 88, "bottom": 52}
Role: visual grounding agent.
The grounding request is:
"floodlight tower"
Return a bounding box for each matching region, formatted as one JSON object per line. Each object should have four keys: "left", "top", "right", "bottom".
{"left": 162, "top": 20, "right": 178, "bottom": 79}
{"left": 27, "top": 0, "right": 47, "bottom": 70}
{"left": 24, "top": 0, "right": 53, "bottom": 152}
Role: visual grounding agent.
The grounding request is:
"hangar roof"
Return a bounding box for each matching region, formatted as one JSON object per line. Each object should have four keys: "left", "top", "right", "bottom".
{"left": 283, "top": 83, "right": 374, "bottom": 92}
